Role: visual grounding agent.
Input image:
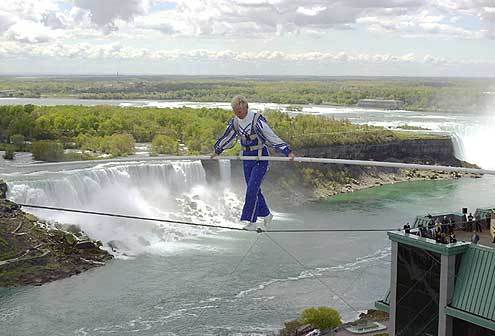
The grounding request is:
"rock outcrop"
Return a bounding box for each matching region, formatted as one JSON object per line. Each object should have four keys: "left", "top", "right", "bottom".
{"left": 202, "top": 138, "right": 477, "bottom": 206}
{"left": 0, "top": 198, "right": 112, "bottom": 287}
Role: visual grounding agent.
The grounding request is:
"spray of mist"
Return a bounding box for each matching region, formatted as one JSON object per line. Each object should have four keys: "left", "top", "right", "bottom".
{"left": 7, "top": 161, "right": 243, "bottom": 257}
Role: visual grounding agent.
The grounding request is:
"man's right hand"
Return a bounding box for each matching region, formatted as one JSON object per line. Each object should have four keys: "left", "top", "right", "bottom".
{"left": 210, "top": 153, "right": 219, "bottom": 159}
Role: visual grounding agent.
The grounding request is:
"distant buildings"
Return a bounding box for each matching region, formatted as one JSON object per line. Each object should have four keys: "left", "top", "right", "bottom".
{"left": 357, "top": 99, "right": 404, "bottom": 110}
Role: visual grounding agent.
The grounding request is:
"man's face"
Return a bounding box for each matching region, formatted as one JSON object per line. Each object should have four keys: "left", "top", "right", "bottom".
{"left": 233, "top": 104, "right": 248, "bottom": 119}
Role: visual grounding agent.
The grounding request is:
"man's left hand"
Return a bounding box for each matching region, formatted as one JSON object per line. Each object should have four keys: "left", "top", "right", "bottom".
{"left": 288, "top": 152, "right": 296, "bottom": 161}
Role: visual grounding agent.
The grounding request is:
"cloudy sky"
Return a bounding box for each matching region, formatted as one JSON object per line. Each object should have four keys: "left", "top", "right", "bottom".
{"left": 0, "top": 0, "right": 494, "bottom": 76}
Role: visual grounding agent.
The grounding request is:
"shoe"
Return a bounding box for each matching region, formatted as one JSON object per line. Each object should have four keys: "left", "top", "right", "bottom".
{"left": 242, "top": 221, "right": 258, "bottom": 231}
{"left": 263, "top": 213, "right": 273, "bottom": 230}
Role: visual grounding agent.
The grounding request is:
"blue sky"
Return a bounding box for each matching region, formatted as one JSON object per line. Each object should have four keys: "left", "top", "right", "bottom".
{"left": 0, "top": 0, "right": 494, "bottom": 76}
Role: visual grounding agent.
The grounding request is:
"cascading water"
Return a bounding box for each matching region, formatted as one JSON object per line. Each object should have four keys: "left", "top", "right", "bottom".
{"left": 356, "top": 107, "right": 495, "bottom": 170}
{"left": 6, "top": 161, "right": 243, "bottom": 256}
{"left": 450, "top": 115, "right": 495, "bottom": 169}
{"left": 218, "top": 159, "right": 231, "bottom": 186}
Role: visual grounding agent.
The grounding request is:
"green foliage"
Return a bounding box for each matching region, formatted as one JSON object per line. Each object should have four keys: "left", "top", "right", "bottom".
{"left": 301, "top": 307, "right": 342, "bottom": 330}
{"left": 278, "top": 319, "right": 304, "bottom": 336}
{"left": 152, "top": 134, "right": 179, "bottom": 155}
{"left": 10, "top": 134, "right": 25, "bottom": 147}
{"left": 103, "top": 133, "right": 135, "bottom": 157}
{"left": 76, "top": 133, "right": 135, "bottom": 157}
{"left": 0, "top": 103, "right": 439, "bottom": 161}
{"left": 63, "top": 152, "right": 95, "bottom": 161}
{"left": 3, "top": 145, "right": 15, "bottom": 160}
{"left": 32, "top": 140, "right": 64, "bottom": 162}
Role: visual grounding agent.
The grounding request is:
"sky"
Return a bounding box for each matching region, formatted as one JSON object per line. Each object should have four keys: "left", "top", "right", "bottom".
{"left": 0, "top": 0, "right": 494, "bottom": 77}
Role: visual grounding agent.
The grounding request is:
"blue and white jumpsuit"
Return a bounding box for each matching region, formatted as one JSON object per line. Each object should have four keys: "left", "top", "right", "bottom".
{"left": 214, "top": 110, "right": 292, "bottom": 223}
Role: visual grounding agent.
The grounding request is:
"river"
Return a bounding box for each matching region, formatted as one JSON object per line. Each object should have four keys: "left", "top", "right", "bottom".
{"left": 0, "top": 98, "right": 494, "bottom": 335}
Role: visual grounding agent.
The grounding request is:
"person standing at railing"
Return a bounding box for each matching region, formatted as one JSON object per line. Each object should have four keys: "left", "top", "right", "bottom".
{"left": 211, "top": 95, "right": 295, "bottom": 231}
{"left": 467, "top": 212, "right": 474, "bottom": 232}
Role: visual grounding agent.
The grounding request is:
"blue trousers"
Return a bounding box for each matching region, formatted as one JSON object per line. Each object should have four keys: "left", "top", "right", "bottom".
{"left": 240, "top": 148, "right": 270, "bottom": 222}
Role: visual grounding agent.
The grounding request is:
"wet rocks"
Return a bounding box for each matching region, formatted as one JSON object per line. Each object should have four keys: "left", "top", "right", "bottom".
{"left": 0, "top": 199, "right": 112, "bottom": 287}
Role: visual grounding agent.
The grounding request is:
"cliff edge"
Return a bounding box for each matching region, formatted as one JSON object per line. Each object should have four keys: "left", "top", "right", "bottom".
{"left": 0, "top": 195, "right": 112, "bottom": 287}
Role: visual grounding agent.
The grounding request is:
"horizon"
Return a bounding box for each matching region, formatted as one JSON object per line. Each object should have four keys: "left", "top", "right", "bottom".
{"left": 2, "top": 74, "right": 495, "bottom": 80}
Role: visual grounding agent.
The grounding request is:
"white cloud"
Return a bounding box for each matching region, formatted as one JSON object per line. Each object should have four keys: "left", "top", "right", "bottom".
{"left": 5, "top": 20, "right": 64, "bottom": 43}
{"left": 73, "top": 0, "right": 151, "bottom": 28}
{"left": 0, "top": 11, "right": 16, "bottom": 33}
{"left": 0, "top": 0, "right": 494, "bottom": 42}
{"left": 128, "top": 0, "right": 493, "bottom": 39}
{"left": 1, "top": 41, "right": 492, "bottom": 68}
{"left": 0, "top": 0, "right": 60, "bottom": 22}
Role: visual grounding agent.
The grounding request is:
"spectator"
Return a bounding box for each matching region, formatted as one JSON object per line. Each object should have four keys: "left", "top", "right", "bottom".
{"left": 435, "top": 218, "right": 441, "bottom": 232}
{"left": 475, "top": 218, "right": 483, "bottom": 233}
{"left": 448, "top": 218, "right": 455, "bottom": 234}
{"left": 418, "top": 224, "right": 427, "bottom": 238}
{"left": 441, "top": 216, "right": 448, "bottom": 233}
{"left": 403, "top": 222, "right": 411, "bottom": 234}
{"left": 471, "top": 231, "right": 480, "bottom": 244}
{"left": 449, "top": 232, "right": 457, "bottom": 244}
{"left": 435, "top": 226, "right": 442, "bottom": 243}
{"left": 486, "top": 212, "right": 493, "bottom": 230}
{"left": 467, "top": 213, "right": 474, "bottom": 232}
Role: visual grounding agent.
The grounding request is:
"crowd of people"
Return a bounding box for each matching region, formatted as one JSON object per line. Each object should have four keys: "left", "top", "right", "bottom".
{"left": 403, "top": 210, "right": 493, "bottom": 245}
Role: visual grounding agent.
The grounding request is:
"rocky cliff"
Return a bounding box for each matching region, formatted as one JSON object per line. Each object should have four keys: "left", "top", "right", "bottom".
{"left": 0, "top": 198, "right": 112, "bottom": 287}
{"left": 296, "top": 138, "right": 461, "bottom": 165}
{"left": 203, "top": 137, "right": 474, "bottom": 206}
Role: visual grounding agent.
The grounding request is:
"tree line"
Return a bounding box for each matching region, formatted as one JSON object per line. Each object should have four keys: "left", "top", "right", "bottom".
{"left": 0, "top": 104, "right": 430, "bottom": 161}
{"left": 1, "top": 76, "right": 492, "bottom": 112}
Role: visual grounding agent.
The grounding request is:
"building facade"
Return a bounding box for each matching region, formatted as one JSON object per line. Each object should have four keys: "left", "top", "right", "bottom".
{"left": 376, "top": 232, "right": 495, "bottom": 336}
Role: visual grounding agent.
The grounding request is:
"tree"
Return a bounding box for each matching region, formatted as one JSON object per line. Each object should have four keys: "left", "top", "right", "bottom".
{"left": 32, "top": 141, "right": 64, "bottom": 162}
{"left": 3, "top": 145, "right": 15, "bottom": 160}
{"left": 152, "top": 134, "right": 179, "bottom": 155}
{"left": 301, "top": 307, "right": 342, "bottom": 330}
{"left": 10, "top": 134, "right": 25, "bottom": 149}
{"left": 103, "top": 133, "right": 136, "bottom": 157}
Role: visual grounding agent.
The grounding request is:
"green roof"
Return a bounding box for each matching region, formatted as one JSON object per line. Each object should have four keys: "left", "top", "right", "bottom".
{"left": 448, "top": 245, "right": 495, "bottom": 330}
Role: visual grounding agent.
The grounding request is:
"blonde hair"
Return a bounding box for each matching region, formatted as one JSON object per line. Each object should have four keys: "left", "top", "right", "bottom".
{"left": 231, "top": 95, "right": 248, "bottom": 110}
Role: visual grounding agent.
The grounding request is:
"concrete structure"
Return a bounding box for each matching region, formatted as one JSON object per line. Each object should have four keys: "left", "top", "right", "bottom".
{"left": 376, "top": 231, "right": 495, "bottom": 336}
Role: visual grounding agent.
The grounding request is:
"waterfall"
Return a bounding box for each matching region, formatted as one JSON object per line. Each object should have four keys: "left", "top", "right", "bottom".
{"left": 449, "top": 115, "right": 495, "bottom": 169}
{"left": 7, "top": 161, "right": 243, "bottom": 256}
{"left": 218, "top": 159, "right": 231, "bottom": 186}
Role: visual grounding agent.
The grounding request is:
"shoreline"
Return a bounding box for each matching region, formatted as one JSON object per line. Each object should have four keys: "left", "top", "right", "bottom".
{"left": 312, "top": 168, "right": 473, "bottom": 200}
{"left": 265, "top": 167, "right": 477, "bottom": 209}
{"left": 264, "top": 165, "right": 476, "bottom": 208}
{"left": 0, "top": 96, "right": 476, "bottom": 114}
{"left": 0, "top": 198, "right": 112, "bottom": 287}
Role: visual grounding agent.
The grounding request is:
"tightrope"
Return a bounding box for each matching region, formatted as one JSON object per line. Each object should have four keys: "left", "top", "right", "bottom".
{"left": 18, "top": 204, "right": 398, "bottom": 233}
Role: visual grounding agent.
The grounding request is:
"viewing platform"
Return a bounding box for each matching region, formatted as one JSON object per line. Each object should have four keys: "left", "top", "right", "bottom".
{"left": 375, "top": 230, "right": 495, "bottom": 336}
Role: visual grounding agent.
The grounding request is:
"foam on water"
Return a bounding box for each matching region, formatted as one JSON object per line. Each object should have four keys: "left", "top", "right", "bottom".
{"left": 236, "top": 247, "right": 391, "bottom": 298}
{"left": 6, "top": 161, "right": 243, "bottom": 256}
